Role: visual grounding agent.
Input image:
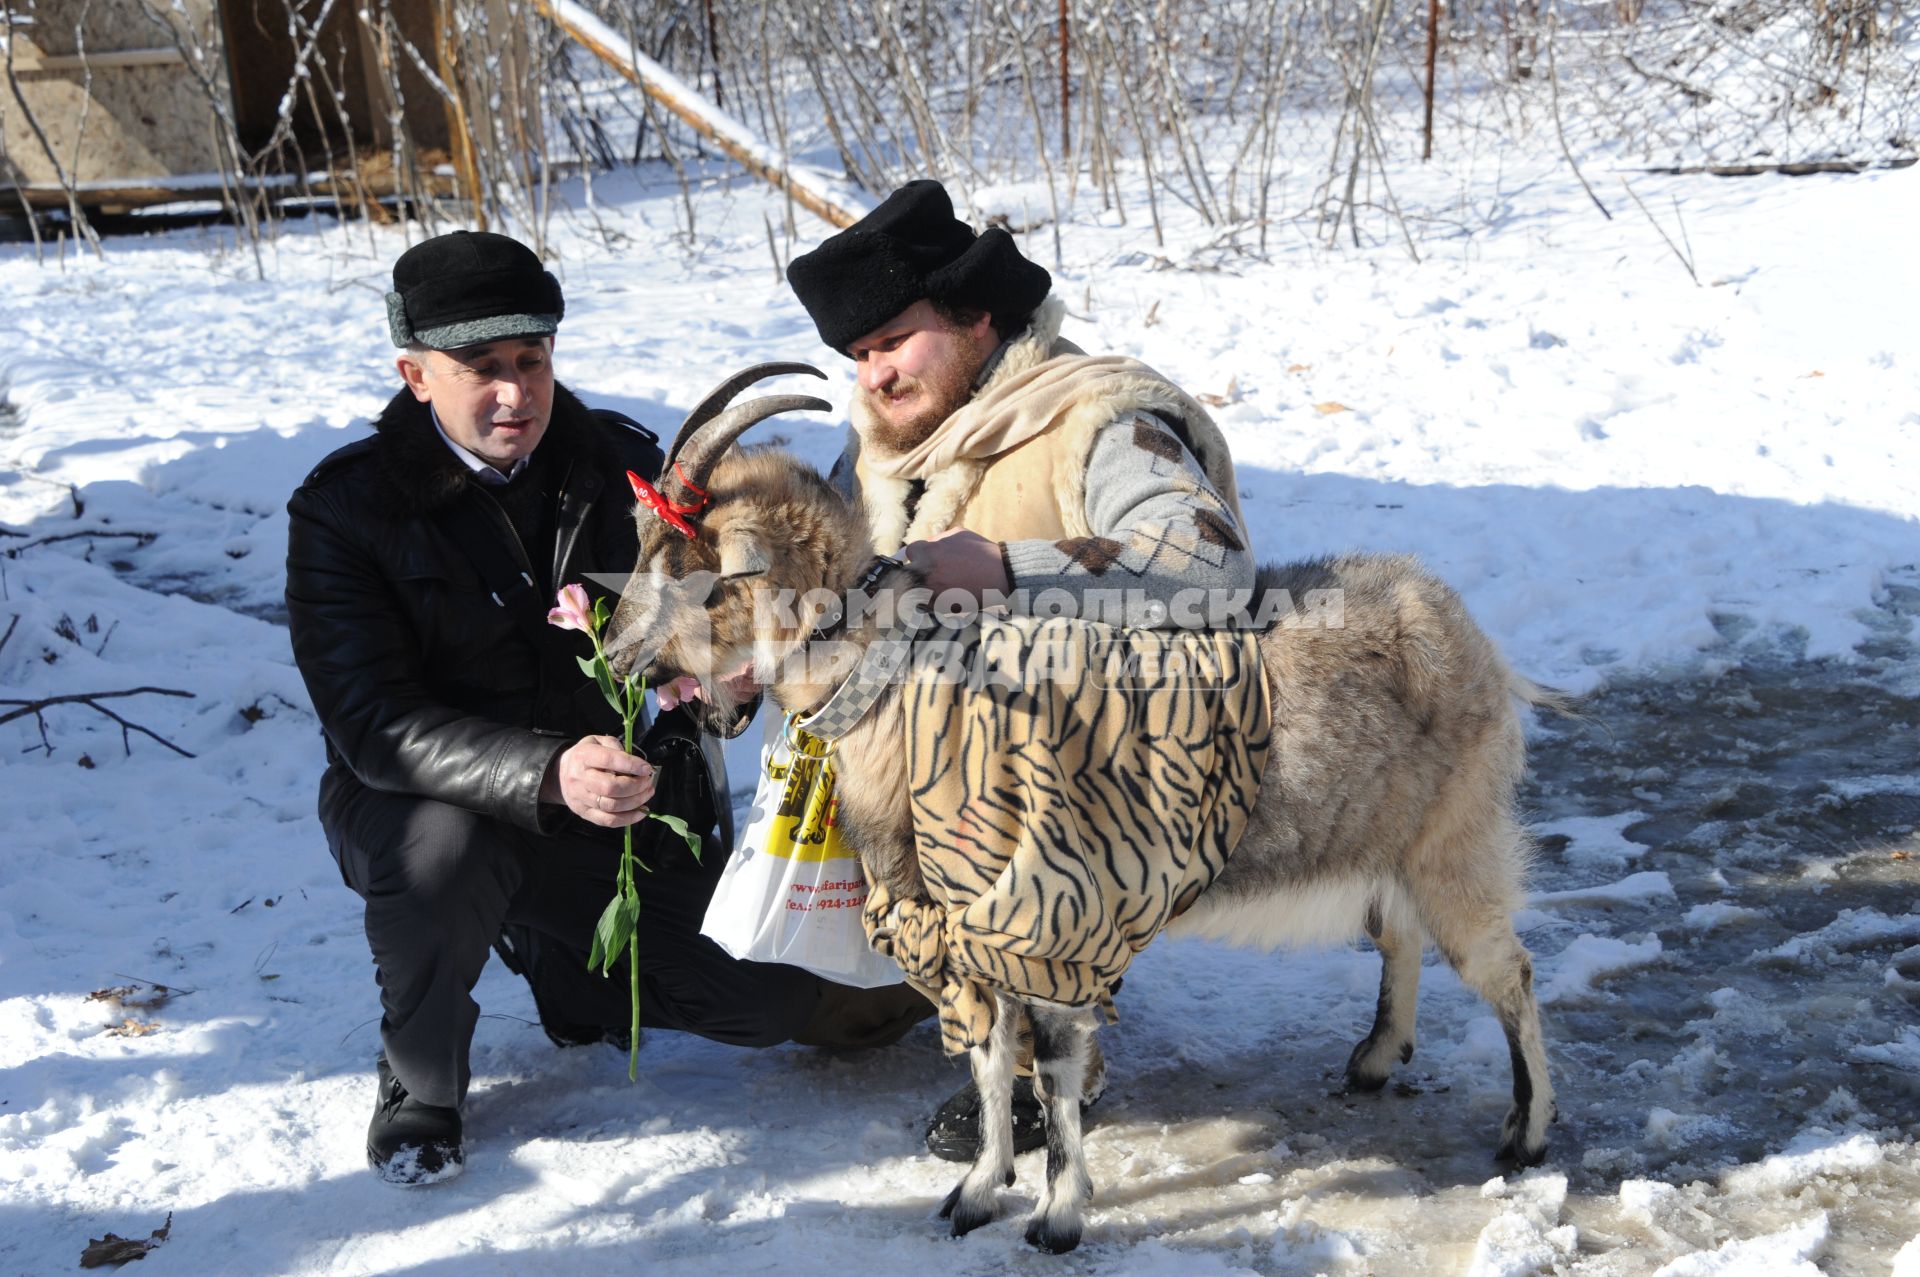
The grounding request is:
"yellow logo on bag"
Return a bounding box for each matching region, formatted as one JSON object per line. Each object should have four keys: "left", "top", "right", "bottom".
{"left": 762, "top": 726, "right": 855, "bottom": 863}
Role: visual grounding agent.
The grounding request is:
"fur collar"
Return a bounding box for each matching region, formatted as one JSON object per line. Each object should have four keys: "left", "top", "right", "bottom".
{"left": 978, "top": 295, "right": 1075, "bottom": 391}
{"left": 370, "top": 381, "right": 607, "bottom": 515}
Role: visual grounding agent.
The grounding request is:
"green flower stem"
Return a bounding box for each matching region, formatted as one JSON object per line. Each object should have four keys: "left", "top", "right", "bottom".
{"left": 611, "top": 637, "right": 644, "bottom": 1082}
{"left": 557, "top": 591, "right": 699, "bottom": 1086}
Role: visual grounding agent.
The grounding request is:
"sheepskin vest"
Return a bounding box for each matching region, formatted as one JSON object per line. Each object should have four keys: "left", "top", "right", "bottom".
{"left": 849, "top": 297, "right": 1248, "bottom": 552}
{"left": 862, "top": 615, "right": 1273, "bottom": 1055}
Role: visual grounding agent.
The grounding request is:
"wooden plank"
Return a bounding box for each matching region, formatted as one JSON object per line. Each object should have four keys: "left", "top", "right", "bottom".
{"left": 5, "top": 166, "right": 457, "bottom": 210}
{"left": 20, "top": 47, "right": 187, "bottom": 71}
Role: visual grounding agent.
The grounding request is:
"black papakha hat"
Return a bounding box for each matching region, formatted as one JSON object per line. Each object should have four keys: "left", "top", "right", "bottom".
{"left": 385, "top": 230, "right": 565, "bottom": 350}
{"left": 786, "top": 179, "right": 1051, "bottom": 355}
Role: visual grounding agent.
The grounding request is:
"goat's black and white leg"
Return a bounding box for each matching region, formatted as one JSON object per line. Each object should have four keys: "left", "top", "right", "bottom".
{"left": 1024, "top": 1005, "right": 1097, "bottom": 1254}
{"left": 1430, "top": 938, "right": 1553, "bottom": 1164}
{"left": 938, "top": 993, "right": 1020, "bottom": 1237}
{"left": 1413, "top": 826, "right": 1556, "bottom": 1165}
{"left": 1476, "top": 939, "right": 1554, "bottom": 1166}
{"left": 1345, "top": 896, "right": 1423, "bottom": 1092}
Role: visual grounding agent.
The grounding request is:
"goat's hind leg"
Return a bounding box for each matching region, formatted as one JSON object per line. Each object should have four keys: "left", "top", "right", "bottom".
{"left": 1413, "top": 824, "right": 1555, "bottom": 1165}
{"left": 1345, "top": 894, "right": 1423, "bottom": 1092}
{"left": 1024, "top": 1005, "right": 1097, "bottom": 1254}
{"left": 938, "top": 994, "right": 1020, "bottom": 1237}
{"left": 1476, "top": 933, "right": 1555, "bottom": 1167}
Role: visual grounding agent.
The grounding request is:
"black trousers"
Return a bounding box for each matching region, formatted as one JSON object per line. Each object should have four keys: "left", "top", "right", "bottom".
{"left": 320, "top": 767, "right": 929, "bottom": 1108}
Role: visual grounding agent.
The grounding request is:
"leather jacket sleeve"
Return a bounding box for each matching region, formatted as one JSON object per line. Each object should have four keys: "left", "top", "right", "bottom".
{"left": 286, "top": 480, "right": 566, "bottom": 832}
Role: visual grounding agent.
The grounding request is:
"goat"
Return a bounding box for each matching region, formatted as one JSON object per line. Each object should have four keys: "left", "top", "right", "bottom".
{"left": 607, "top": 365, "right": 1558, "bottom": 1253}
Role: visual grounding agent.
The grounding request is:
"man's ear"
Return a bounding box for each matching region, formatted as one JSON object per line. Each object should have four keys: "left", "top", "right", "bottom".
{"left": 396, "top": 352, "right": 432, "bottom": 404}
{"left": 716, "top": 524, "right": 771, "bottom": 579}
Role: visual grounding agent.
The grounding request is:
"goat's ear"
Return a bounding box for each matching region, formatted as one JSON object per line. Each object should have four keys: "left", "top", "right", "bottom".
{"left": 716, "top": 525, "right": 771, "bottom": 579}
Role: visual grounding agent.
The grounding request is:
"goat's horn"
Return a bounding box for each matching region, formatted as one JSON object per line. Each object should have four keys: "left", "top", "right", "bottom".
{"left": 668, "top": 393, "right": 831, "bottom": 498}
{"left": 665, "top": 362, "right": 827, "bottom": 470}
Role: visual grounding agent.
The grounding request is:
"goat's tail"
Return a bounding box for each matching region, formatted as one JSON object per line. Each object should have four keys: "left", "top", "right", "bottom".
{"left": 1510, "top": 672, "right": 1584, "bottom": 721}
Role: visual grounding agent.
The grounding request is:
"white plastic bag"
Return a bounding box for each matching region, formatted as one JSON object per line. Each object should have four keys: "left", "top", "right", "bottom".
{"left": 699, "top": 715, "right": 905, "bottom": 988}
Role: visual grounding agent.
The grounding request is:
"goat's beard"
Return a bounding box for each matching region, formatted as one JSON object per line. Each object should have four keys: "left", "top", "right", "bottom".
{"left": 855, "top": 355, "right": 981, "bottom": 456}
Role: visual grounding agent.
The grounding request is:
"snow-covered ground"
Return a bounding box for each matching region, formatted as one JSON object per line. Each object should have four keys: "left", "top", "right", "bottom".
{"left": 1, "top": 150, "right": 1916, "bottom": 1276}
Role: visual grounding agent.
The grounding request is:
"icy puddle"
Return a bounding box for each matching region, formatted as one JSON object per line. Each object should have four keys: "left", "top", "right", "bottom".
{"left": 1515, "top": 630, "right": 1918, "bottom": 1275}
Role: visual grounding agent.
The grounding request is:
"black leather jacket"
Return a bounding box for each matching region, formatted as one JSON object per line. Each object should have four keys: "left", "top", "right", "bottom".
{"left": 285, "top": 382, "right": 727, "bottom": 856}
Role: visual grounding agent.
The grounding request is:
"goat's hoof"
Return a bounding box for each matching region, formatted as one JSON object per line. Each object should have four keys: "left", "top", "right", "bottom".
{"left": 1494, "top": 1138, "right": 1548, "bottom": 1168}
{"left": 1494, "top": 1121, "right": 1549, "bottom": 1167}
{"left": 1342, "top": 1067, "right": 1390, "bottom": 1095}
{"left": 941, "top": 1184, "right": 994, "bottom": 1237}
{"left": 1343, "top": 1037, "right": 1413, "bottom": 1094}
{"left": 1004, "top": 1168, "right": 1016, "bottom": 1187}
{"left": 949, "top": 1201, "right": 995, "bottom": 1238}
{"left": 1025, "top": 1215, "right": 1083, "bottom": 1254}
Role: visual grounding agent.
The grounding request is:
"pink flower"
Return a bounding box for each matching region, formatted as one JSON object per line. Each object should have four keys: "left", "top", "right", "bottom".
{"left": 547, "top": 583, "right": 594, "bottom": 634}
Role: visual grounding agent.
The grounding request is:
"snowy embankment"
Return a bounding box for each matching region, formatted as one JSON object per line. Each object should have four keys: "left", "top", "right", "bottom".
{"left": 1, "top": 157, "right": 1916, "bottom": 1275}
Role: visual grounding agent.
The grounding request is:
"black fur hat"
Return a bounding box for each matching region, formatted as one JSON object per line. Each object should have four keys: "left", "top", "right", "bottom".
{"left": 386, "top": 230, "right": 565, "bottom": 350}
{"left": 786, "top": 180, "right": 1051, "bottom": 354}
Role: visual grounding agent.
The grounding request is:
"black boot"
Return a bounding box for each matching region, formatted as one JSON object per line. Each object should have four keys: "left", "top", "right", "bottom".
{"left": 925, "top": 1076, "right": 1053, "bottom": 1163}
{"left": 367, "top": 1056, "right": 464, "bottom": 1184}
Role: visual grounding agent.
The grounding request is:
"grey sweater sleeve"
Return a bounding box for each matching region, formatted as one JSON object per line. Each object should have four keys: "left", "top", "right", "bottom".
{"left": 826, "top": 434, "right": 860, "bottom": 503}
{"left": 999, "top": 413, "right": 1255, "bottom": 622}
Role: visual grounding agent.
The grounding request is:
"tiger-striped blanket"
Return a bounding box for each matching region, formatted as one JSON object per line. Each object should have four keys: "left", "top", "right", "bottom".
{"left": 862, "top": 616, "right": 1272, "bottom": 1055}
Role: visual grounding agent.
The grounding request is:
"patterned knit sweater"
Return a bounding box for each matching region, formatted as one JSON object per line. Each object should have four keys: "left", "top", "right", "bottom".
{"left": 861, "top": 614, "right": 1273, "bottom": 1055}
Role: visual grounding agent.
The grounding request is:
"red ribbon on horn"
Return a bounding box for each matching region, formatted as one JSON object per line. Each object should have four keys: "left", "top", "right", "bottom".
{"left": 627, "top": 465, "right": 710, "bottom": 539}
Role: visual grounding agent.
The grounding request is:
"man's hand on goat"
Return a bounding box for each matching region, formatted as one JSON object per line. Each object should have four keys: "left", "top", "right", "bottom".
{"left": 541, "top": 735, "right": 657, "bottom": 827}
{"left": 903, "top": 528, "right": 1011, "bottom": 605}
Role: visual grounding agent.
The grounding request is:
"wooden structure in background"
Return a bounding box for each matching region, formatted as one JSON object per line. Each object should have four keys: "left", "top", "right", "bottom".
{"left": 0, "top": 0, "right": 514, "bottom": 213}
{"left": 2, "top": 0, "right": 224, "bottom": 196}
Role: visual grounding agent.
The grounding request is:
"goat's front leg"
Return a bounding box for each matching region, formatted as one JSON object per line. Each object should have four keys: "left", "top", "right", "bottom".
{"left": 1025, "top": 1005, "right": 1097, "bottom": 1254}
{"left": 937, "top": 993, "right": 1020, "bottom": 1237}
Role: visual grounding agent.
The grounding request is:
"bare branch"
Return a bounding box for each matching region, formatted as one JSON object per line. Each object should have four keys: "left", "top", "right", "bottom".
{"left": 1619, "top": 178, "right": 1699, "bottom": 285}
{"left": 0, "top": 687, "right": 197, "bottom": 758}
{"left": 3, "top": 529, "right": 156, "bottom": 558}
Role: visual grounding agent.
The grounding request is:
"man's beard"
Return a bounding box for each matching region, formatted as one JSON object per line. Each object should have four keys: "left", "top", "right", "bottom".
{"left": 857, "top": 354, "right": 981, "bottom": 455}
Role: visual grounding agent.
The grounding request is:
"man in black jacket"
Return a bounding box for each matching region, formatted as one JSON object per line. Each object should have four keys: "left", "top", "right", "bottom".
{"left": 286, "top": 231, "right": 926, "bottom": 1184}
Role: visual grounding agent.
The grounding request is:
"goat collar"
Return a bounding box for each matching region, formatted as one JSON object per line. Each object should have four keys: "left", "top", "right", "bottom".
{"left": 793, "top": 555, "right": 924, "bottom": 742}
{"left": 805, "top": 554, "right": 903, "bottom": 645}
{"left": 627, "top": 464, "right": 710, "bottom": 538}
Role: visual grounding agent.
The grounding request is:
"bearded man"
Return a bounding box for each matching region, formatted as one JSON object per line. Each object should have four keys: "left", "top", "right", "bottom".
{"left": 785, "top": 179, "right": 1258, "bottom": 1160}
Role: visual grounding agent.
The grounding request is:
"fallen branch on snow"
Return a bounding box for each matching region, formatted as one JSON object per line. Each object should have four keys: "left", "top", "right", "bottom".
{"left": 1620, "top": 179, "right": 1699, "bottom": 286}
{"left": 3, "top": 528, "right": 157, "bottom": 558}
{"left": 0, "top": 687, "right": 197, "bottom": 758}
